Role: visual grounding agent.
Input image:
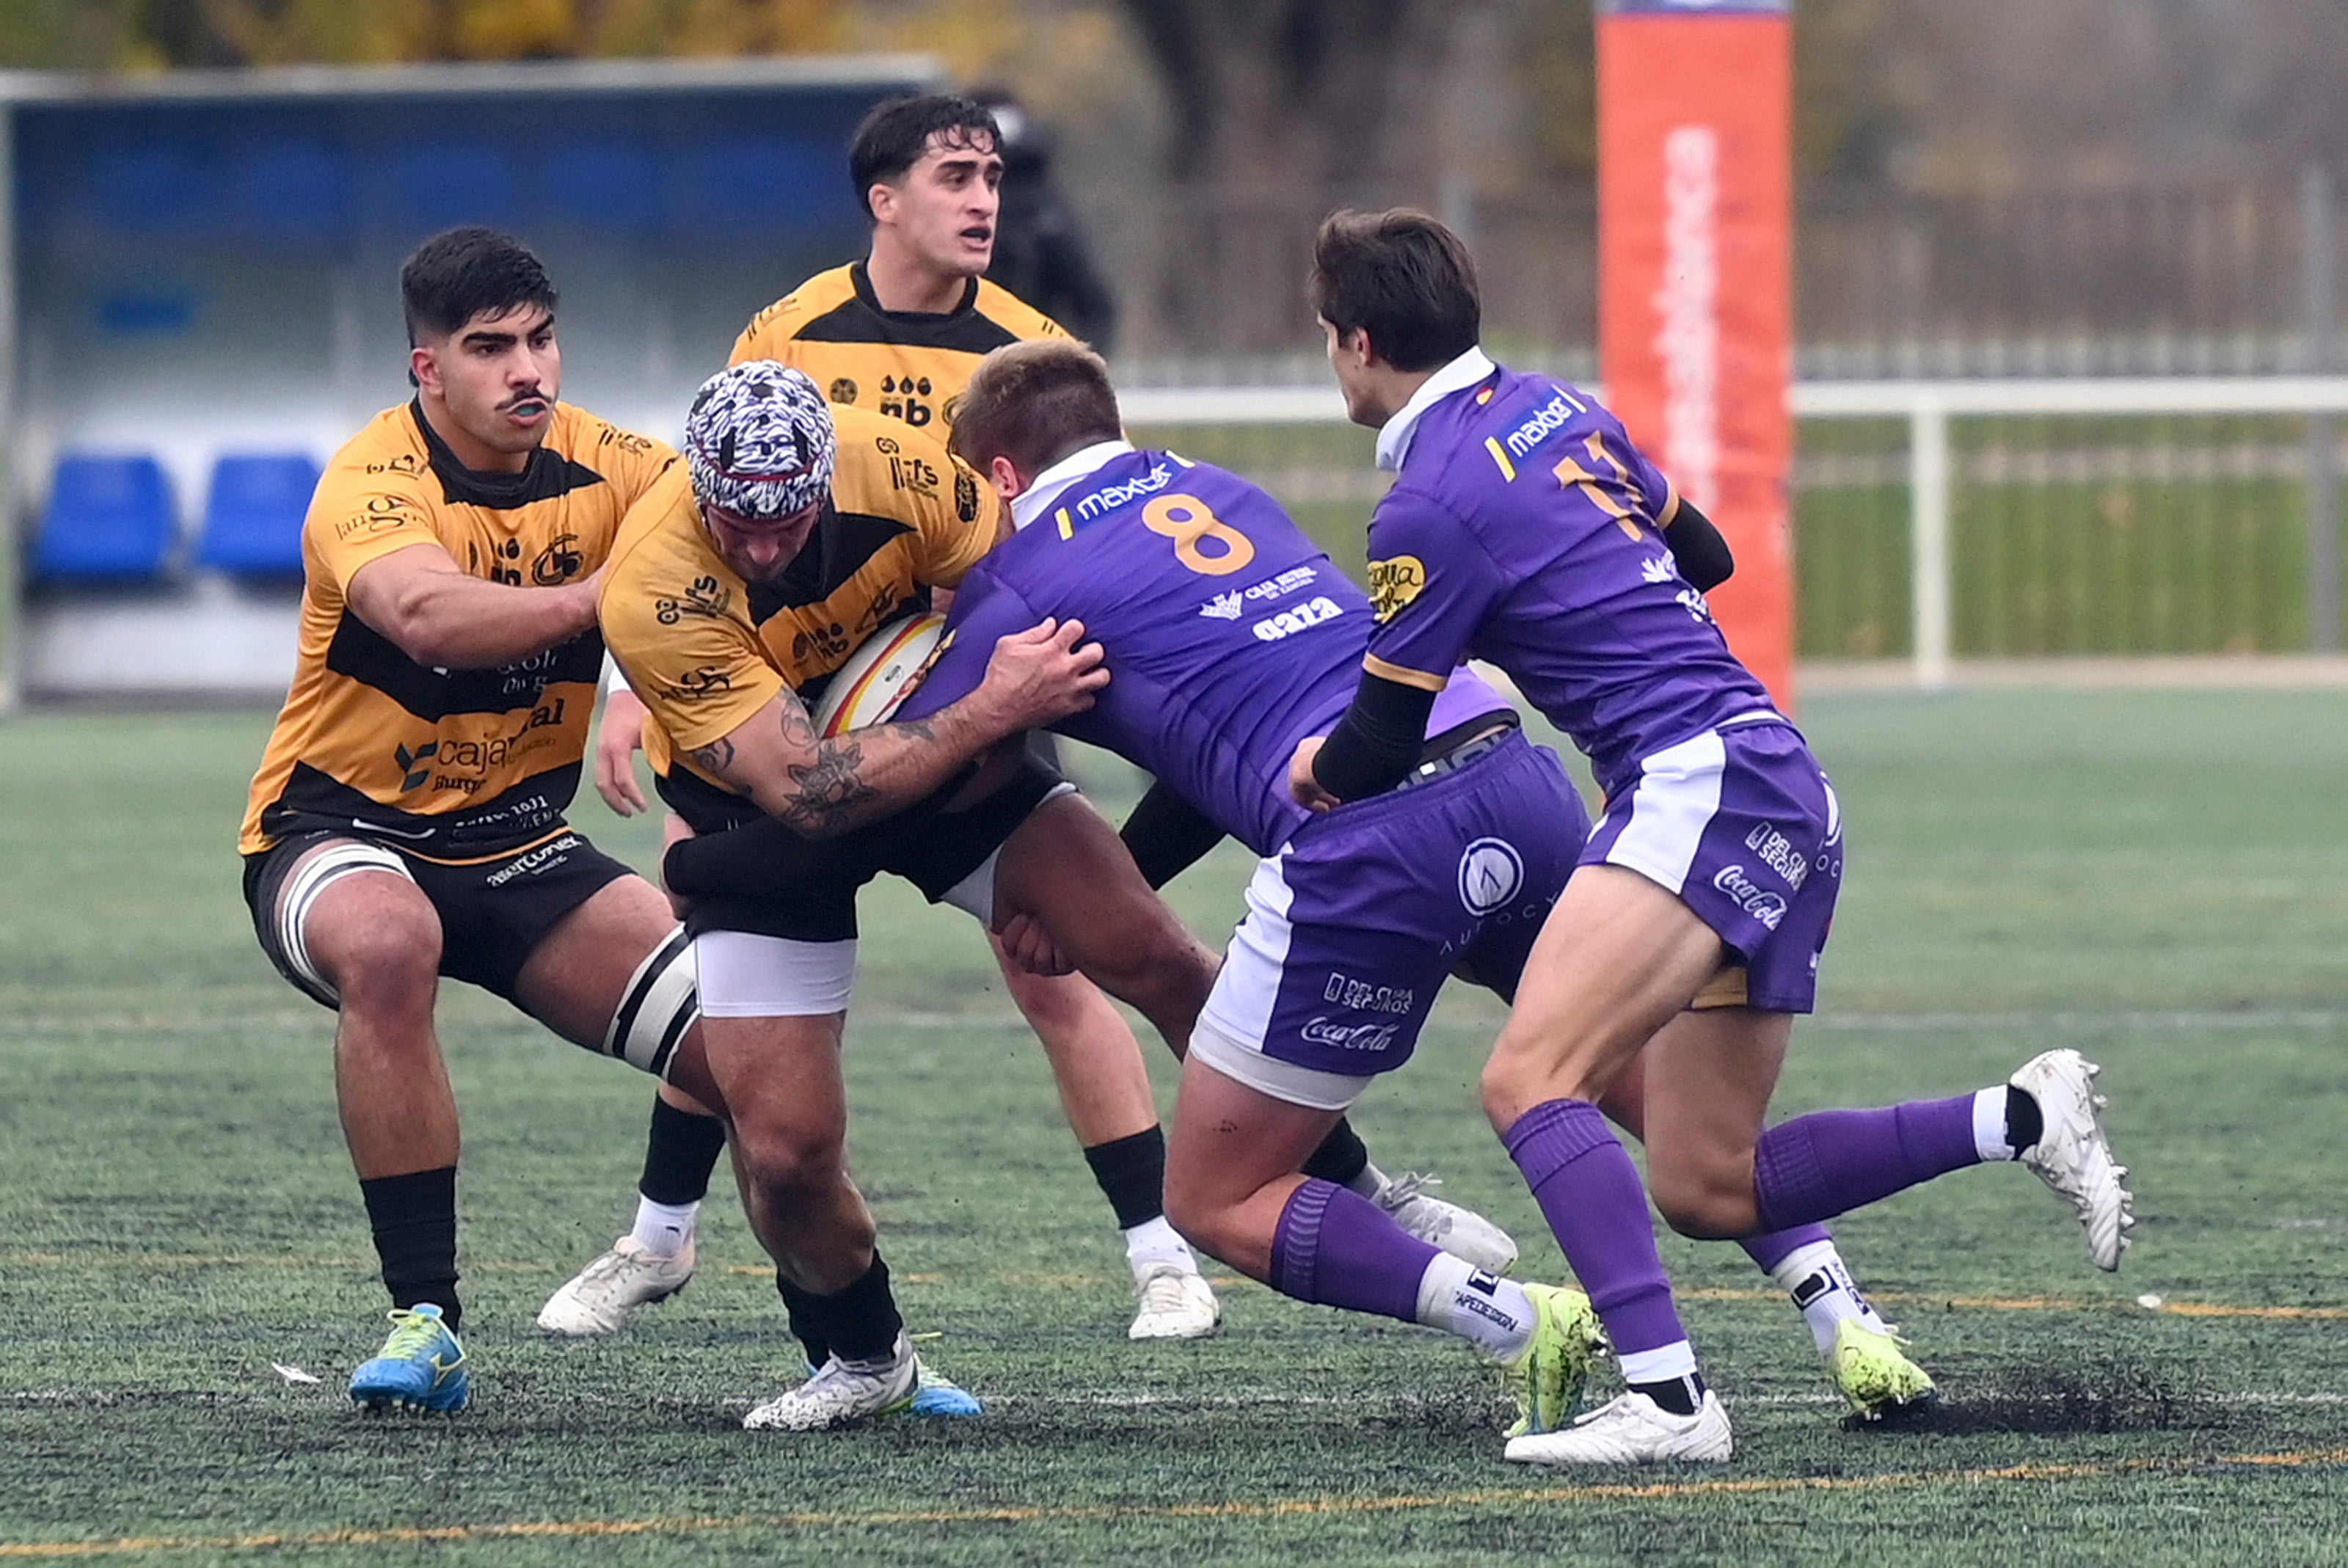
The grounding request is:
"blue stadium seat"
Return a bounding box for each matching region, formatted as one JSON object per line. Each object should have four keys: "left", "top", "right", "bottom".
{"left": 196, "top": 453, "right": 319, "bottom": 577}
{"left": 32, "top": 455, "right": 177, "bottom": 583}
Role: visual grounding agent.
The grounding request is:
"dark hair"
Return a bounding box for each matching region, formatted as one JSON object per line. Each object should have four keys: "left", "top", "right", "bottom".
{"left": 949, "top": 339, "right": 1122, "bottom": 481}
{"left": 848, "top": 93, "right": 1001, "bottom": 218}
{"left": 400, "top": 226, "right": 558, "bottom": 346}
{"left": 1308, "top": 208, "right": 1481, "bottom": 371}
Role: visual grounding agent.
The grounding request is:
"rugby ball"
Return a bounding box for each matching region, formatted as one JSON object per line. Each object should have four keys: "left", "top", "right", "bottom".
{"left": 810, "top": 610, "right": 948, "bottom": 737}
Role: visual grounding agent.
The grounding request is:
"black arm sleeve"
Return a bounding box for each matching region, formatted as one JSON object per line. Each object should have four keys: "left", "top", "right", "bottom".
{"left": 1118, "top": 779, "right": 1227, "bottom": 890}
{"left": 1663, "top": 499, "right": 1735, "bottom": 591}
{"left": 1309, "top": 669, "right": 1440, "bottom": 803}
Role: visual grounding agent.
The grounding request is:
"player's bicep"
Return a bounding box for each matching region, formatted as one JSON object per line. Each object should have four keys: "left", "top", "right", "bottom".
{"left": 343, "top": 540, "right": 469, "bottom": 646}
{"left": 310, "top": 475, "right": 445, "bottom": 596}
{"left": 1361, "top": 498, "right": 1496, "bottom": 688}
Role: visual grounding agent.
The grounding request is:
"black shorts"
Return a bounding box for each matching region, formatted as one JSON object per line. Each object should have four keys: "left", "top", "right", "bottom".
{"left": 658, "top": 759, "right": 1066, "bottom": 944}
{"left": 241, "top": 826, "right": 634, "bottom": 1008}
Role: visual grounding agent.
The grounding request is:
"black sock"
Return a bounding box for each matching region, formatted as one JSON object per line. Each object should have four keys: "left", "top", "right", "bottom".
{"left": 2004, "top": 1085, "right": 2044, "bottom": 1155}
{"left": 1082, "top": 1127, "right": 1168, "bottom": 1231}
{"left": 1301, "top": 1117, "right": 1371, "bottom": 1187}
{"left": 789, "top": 1253, "right": 905, "bottom": 1365}
{"left": 640, "top": 1096, "right": 728, "bottom": 1206}
{"left": 360, "top": 1166, "right": 461, "bottom": 1331}
{"left": 1629, "top": 1371, "right": 1705, "bottom": 1418}
{"left": 776, "top": 1272, "right": 830, "bottom": 1368}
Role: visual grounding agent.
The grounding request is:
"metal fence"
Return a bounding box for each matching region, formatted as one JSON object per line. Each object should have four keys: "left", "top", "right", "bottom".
{"left": 1124, "top": 376, "right": 2348, "bottom": 685}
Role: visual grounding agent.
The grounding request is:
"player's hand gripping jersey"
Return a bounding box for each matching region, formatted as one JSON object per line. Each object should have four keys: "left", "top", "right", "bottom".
{"left": 240, "top": 402, "right": 677, "bottom": 858}
{"left": 1365, "top": 365, "right": 1778, "bottom": 801}
{"left": 897, "top": 445, "right": 1512, "bottom": 855}
{"left": 597, "top": 404, "right": 1001, "bottom": 834}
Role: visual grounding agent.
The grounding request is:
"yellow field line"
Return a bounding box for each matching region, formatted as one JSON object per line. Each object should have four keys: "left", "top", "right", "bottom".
{"left": 5, "top": 1253, "right": 2344, "bottom": 1321}
{"left": 6, "top": 1446, "right": 2346, "bottom": 1559}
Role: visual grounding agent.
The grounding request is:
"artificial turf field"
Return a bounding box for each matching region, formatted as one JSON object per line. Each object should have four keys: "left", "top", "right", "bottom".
{"left": 4, "top": 689, "right": 2347, "bottom": 1565}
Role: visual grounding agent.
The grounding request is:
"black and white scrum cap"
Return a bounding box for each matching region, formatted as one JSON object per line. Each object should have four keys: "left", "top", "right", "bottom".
{"left": 684, "top": 361, "right": 837, "bottom": 519}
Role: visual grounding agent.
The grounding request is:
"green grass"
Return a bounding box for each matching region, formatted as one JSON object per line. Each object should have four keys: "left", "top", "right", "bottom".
{"left": 5, "top": 693, "right": 2348, "bottom": 1564}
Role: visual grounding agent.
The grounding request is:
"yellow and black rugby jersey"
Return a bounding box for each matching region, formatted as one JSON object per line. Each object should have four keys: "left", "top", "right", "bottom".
{"left": 240, "top": 401, "right": 678, "bottom": 860}
{"left": 599, "top": 403, "right": 1001, "bottom": 823}
{"left": 729, "top": 261, "right": 1066, "bottom": 435}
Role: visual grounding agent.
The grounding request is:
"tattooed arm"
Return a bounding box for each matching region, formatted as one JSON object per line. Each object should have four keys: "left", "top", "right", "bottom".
{"left": 685, "top": 617, "right": 1109, "bottom": 838}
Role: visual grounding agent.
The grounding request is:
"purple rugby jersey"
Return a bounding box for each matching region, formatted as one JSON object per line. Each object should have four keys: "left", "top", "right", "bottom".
{"left": 894, "top": 445, "right": 1513, "bottom": 855}
{"left": 1363, "top": 357, "right": 1778, "bottom": 801}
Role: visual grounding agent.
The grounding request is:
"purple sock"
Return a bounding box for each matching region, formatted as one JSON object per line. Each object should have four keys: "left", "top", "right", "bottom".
{"left": 1753, "top": 1093, "right": 1983, "bottom": 1233}
{"left": 1269, "top": 1178, "right": 1440, "bottom": 1322}
{"left": 1740, "top": 1223, "right": 1835, "bottom": 1277}
{"left": 1503, "top": 1099, "right": 1688, "bottom": 1357}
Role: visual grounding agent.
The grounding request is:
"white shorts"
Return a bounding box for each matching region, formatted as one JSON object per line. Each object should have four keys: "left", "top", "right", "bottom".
{"left": 693, "top": 930, "right": 858, "bottom": 1018}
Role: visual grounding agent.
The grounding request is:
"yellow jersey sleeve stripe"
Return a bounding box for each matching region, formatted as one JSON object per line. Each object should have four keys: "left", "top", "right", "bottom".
{"left": 1363, "top": 654, "right": 1448, "bottom": 691}
{"left": 1484, "top": 437, "right": 1517, "bottom": 482}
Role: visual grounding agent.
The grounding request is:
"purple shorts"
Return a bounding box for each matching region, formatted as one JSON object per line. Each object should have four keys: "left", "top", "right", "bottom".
{"left": 1580, "top": 716, "right": 1842, "bottom": 1013}
{"left": 1192, "top": 731, "right": 1592, "bottom": 1106}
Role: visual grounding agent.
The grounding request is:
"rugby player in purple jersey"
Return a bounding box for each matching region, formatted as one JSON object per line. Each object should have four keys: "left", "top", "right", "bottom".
{"left": 1291, "top": 209, "right": 2135, "bottom": 1464}
{"left": 894, "top": 338, "right": 1612, "bottom": 1440}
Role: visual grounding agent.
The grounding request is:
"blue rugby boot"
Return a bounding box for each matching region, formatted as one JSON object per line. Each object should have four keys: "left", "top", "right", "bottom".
{"left": 349, "top": 1305, "right": 470, "bottom": 1413}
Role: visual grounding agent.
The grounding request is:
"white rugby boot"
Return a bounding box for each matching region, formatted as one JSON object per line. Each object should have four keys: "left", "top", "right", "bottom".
{"left": 536, "top": 1235, "right": 696, "bottom": 1335}
{"left": 743, "top": 1334, "right": 941, "bottom": 1431}
{"left": 1370, "top": 1172, "right": 1520, "bottom": 1276}
{"left": 1128, "top": 1261, "right": 1222, "bottom": 1341}
{"left": 1505, "top": 1389, "right": 1733, "bottom": 1465}
{"left": 2008, "top": 1049, "right": 2134, "bottom": 1271}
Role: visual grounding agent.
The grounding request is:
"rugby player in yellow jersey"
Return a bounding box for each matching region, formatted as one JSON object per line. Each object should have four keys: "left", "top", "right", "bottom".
{"left": 562, "top": 96, "right": 1517, "bottom": 1344}
{"left": 240, "top": 230, "right": 1095, "bottom": 1418}
{"left": 599, "top": 361, "right": 1226, "bottom": 1427}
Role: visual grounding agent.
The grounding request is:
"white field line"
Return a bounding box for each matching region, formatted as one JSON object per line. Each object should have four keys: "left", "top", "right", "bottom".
{"left": 10, "top": 1387, "right": 2347, "bottom": 1411}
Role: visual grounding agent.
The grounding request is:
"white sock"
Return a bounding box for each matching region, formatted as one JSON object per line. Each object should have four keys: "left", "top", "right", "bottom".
{"left": 1413, "top": 1251, "right": 1536, "bottom": 1360}
{"left": 1123, "top": 1216, "right": 1197, "bottom": 1275}
{"left": 1617, "top": 1340, "right": 1699, "bottom": 1385}
{"left": 1347, "top": 1159, "right": 1390, "bottom": 1200}
{"left": 630, "top": 1196, "right": 698, "bottom": 1258}
{"left": 1972, "top": 1087, "right": 2019, "bottom": 1162}
{"left": 1768, "top": 1239, "right": 1887, "bottom": 1354}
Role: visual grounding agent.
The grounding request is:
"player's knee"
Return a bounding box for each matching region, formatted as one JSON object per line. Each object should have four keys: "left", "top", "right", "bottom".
{"left": 1159, "top": 1175, "right": 1230, "bottom": 1261}
{"left": 316, "top": 901, "right": 442, "bottom": 1006}
{"left": 731, "top": 1116, "right": 846, "bottom": 1203}
{"left": 1647, "top": 1159, "right": 1759, "bottom": 1241}
{"left": 1478, "top": 1049, "right": 1542, "bottom": 1131}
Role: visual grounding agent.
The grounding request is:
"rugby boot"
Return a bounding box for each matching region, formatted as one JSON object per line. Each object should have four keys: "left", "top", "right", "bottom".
{"left": 1506, "top": 1388, "right": 1733, "bottom": 1465}
{"left": 745, "top": 1335, "right": 980, "bottom": 1430}
{"left": 349, "top": 1305, "right": 469, "bottom": 1414}
{"left": 1498, "top": 1283, "right": 1606, "bottom": 1439}
{"left": 1371, "top": 1171, "right": 1520, "bottom": 1276}
{"left": 1827, "top": 1318, "right": 1937, "bottom": 1421}
{"left": 537, "top": 1234, "right": 696, "bottom": 1335}
{"left": 1128, "top": 1261, "right": 1222, "bottom": 1341}
{"left": 2008, "top": 1049, "right": 2134, "bottom": 1270}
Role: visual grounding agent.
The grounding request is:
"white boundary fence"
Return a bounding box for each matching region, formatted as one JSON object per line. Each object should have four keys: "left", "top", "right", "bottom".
{"left": 1124, "top": 376, "right": 2348, "bottom": 689}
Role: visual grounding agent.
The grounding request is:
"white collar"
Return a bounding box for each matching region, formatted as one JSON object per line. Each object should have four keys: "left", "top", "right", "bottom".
{"left": 1374, "top": 346, "right": 1498, "bottom": 473}
{"left": 1010, "top": 440, "right": 1134, "bottom": 532}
